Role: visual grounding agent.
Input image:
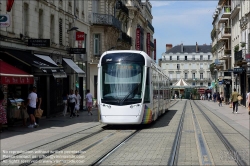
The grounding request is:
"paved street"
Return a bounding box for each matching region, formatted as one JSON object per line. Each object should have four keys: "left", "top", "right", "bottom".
{"left": 0, "top": 100, "right": 249, "bottom": 165}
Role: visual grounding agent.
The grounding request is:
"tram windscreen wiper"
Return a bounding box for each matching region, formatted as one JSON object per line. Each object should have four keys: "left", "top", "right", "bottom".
{"left": 118, "top": 83, "right": 141, "bottom": 105}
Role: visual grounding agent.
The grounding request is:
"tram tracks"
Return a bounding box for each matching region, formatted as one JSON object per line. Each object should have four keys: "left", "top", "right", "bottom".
{"left": 192, "top": 101, "right": 249, "bottom": 166}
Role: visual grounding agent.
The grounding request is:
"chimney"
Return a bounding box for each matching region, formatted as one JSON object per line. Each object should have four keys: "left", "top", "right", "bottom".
{"left": 181, "top": 43, "right": 184, "bottom": 52}
{"left": 196, "top": 42, "right": 198, "bottom": 52}
{"left": 166, "top": 44, "right": 172, "bottom": 52}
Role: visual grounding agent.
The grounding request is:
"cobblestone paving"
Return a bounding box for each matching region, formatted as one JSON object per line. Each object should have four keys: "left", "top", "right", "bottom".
{"left": 99, "top": 101, "right": 186, "bottom": 165}
{"left": 177, "top": 102, "right": 200, "bottom": 165}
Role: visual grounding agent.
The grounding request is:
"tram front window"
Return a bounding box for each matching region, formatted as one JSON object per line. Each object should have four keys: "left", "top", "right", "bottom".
{"left": 101, "top": 63, "right": 143, "bottom": 105}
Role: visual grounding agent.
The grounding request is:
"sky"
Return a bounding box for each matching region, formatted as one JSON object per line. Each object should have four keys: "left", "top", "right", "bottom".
{"left": 150, "top": 0, "right": 219, "bottom": 61}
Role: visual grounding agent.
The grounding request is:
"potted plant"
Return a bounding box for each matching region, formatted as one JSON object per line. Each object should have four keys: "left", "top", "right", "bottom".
{"left": 241, "top": 42, "right": 246, "bottom": 48}
{"left": 234, "top": 45, "right": 239, "bottom": 53}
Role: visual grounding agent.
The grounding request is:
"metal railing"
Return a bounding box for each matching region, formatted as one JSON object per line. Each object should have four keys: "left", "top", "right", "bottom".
{"left": 147, "top": 20, "right": 154, "bottom": 32}
{"left": 92, "top": 13, "right": 121, "bottom": 30}
{"left": 118, "top": 32, "right": 132, "bottom": 45}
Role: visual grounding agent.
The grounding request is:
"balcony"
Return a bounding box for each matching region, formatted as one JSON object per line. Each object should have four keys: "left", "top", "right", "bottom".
{"left": 218, "top": 6, "right": 231, "bottom": 23}
{"left": 147, "top": 20, "right": 154, "bottom": 33}
{"left": 218, "top": 27, "right": 231, "bottom": 42}
{"left": 150, "top": 41, "right": 154, "bottom": 48}
{"left": 230, "top": 4, "right": 240, "bottom": 19}
{"left": 117, "top": 32, "right": 132, "bottom": 46}
{"left": 91, "top": 13, "right": 121, "bottom": 31}
{"left": 116, "top": 0, "right": 129, "bottom": 15}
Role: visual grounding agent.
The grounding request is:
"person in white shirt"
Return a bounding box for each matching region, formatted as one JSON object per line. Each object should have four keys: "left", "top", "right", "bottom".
{"left": 68, "top": 89, "right": 77, "bottom": 118}
{"left": 27, "top": 86, "right": 38, "bottom": 128}
{"left": 75, "top": 90, "right": 81, "bottom": 117}
{"left": 86, "top": 89, "right": 93, "bottom": 115}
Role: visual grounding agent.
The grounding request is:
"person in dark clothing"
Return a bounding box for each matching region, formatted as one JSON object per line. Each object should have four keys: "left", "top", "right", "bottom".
{"left": 213, "top": 93, "right": 217, "bottom": 102}
{"left": 217, "top": 92, "right": 222, "bottom": 106}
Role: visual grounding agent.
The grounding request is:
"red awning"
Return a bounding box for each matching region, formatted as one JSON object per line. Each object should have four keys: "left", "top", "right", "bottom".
{"left": 0, "top": 60, "right": 34, "bottom": 84}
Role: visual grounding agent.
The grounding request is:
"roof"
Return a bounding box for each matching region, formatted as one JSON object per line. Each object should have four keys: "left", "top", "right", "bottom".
{"left": 165, "top": 45, "right": 211, "bottom": 54}
{"left": 173, "top": 78, "right": 190, "bottom": 86}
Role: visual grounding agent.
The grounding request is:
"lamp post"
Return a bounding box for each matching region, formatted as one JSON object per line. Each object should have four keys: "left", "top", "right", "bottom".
{"left": 214, "top": 68, "right": 218, "bottom": 92}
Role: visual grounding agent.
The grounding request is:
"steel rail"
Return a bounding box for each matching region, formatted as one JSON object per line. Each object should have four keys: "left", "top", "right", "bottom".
{"left": 168, "top": 100, "right": 187, "bottom": 166}
{"left": 193, "top": 101, "right": 247, "bottom": 166}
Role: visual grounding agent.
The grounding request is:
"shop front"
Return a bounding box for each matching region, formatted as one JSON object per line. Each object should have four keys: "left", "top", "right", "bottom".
{"left": 0, "top": 59, "right": 34, "bottom": 126}
{"left": 0, "top": 48, "right": 67, "bottom": 116}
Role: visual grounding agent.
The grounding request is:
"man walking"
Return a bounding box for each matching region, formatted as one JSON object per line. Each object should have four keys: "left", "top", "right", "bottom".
{"left": 75, "top": 90, "right": 81, "bottom": 117}
{"left": 27, "top": 86, "right": 38, "bottom": 128}
{"left": 231, "top": 88, "right": 240, "bottom": 114}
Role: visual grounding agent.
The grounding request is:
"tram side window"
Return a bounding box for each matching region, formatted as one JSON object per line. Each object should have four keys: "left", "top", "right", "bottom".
{"left": 144, "top": 68, "right": 150, "bottom": 103}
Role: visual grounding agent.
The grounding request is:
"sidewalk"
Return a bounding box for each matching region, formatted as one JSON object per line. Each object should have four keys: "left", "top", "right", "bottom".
{"left": 199, "top": 100, "right": 249, "bottom": 140}
{"left": 0, "top": 108, "right": 100, "bottom": 159}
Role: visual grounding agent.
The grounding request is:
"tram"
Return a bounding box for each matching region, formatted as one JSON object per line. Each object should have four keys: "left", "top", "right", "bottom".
{"left": 97, "top": 50, "right": 171, "bottom": 124}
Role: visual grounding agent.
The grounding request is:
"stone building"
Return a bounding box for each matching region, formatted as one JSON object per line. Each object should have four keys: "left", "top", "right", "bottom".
{"left": 161, "top": 43, "right": 213, "bottom": 97}
{"left": 211, "top": 0, "right": 250, "bottom": 106}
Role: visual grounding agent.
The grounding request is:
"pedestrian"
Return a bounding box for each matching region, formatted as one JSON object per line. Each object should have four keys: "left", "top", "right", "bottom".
{"left": 246, "top": 92, "right": 250, "bottom": 115}
{"left": 231, "top": 88, "right": 240, "bottom": 114}
{"left": 220, "top": 92, "right": 224, "bottom": 104}
{"left": 0, "top": 89, "right": 7, "bottom": 132}
{"left": 75, "top": 90, "right": 81, "bottom": 117}
{"left": 68, "top": 89, "right": 77, "bottom": 118}
{"left": 217, "top": 92, "right": 222, "bottom": 106}
{"left": 35, "top": 89, "right": 42, "bottom": 127}
{"left": 86, "top": 89, "right": 93, "bottom": 115}
{"left": 213, "top": 92, "right": 217, "bottom": 102}
{"left": 174, "top": 94, "right": 177, "bottom": 100}
{"left": 27, "top": 86, "right": 38, "bottom": 128}
{"left": 19, "top": 101, "right": 29, "bottom": 127}
{"left": 208, "top": 93, "right": 211, "bottom": 101}
{"left": 62, "top": 91, "right": 68, "bottom": 117}
{"left": 179, "top": 94, "right": 182, "bottom": 100}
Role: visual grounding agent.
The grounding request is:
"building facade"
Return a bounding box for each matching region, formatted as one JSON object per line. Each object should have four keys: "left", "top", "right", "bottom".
{"left": 0, "top": 0, "right": 156, "bottom": 116}
{"left": 1, "top": 0, "right": 89, "bottom": 116}
{"left": 87, "top": 0, "right": 155, "bottom": 99}
{"left": 211, "top": 0, "right": 250, "bottom": 106}
{"left": 161, "top": 43, "right": 213, "bottom": 91}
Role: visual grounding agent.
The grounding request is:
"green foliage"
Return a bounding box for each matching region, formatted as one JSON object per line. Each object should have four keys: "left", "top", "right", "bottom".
{"left": 234, "top": 45, "right": 239, "bottom": 53}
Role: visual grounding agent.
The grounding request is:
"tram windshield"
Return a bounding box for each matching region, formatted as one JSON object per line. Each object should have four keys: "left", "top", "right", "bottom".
{"left": 100, "top": 63, "right": 144, "bottom": 105}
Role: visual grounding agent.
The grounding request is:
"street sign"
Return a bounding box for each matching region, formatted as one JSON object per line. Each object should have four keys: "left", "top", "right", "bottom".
{"left": 0, "top": 14, "right": 10, "bottom": 28}
{"left": 68, "top": 48, "right": 86, "bottom": 54}
{"left": 28, "top": 39, "right": 50, "bottom": 47}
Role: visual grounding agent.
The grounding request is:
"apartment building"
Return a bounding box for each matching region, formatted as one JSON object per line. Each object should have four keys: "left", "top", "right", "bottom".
{"left": 87, "top": 0, "right": 155, "bottom": 98}
{"left": 211, "top": 0, "right": 250, "bottom": 106}
{"left": 161, "top": 43, "right": 213, "bottom": 88}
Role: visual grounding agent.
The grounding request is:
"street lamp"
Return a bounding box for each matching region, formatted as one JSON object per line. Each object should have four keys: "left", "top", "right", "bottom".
{"left": 67, "top": 27, "right": 79, "bottom": 33}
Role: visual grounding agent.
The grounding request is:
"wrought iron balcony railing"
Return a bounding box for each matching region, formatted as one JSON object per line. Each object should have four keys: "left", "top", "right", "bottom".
{"left": 116, "top": 0, "right": 129, "bottom": 15}
{"left": 92, "top": 13, "right": 121, "bottom": 30}
{"left": 118, "top": 32, "right": 132, "bottom": 45}
{"left": 147, "top": 20, "right": 154, "bottom": 32}
{"left": 150, "top": 41, "right": 154, "bottom": 48}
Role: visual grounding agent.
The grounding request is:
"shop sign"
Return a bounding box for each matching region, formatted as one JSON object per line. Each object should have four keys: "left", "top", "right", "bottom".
{"left": 245, "top": 54, "right": 250, "bottom": 62}
{"left": 222, "top": 79, "right": 231, "bottom": 85}
{"left": 233, "top": 68, "right": 245, "bottom": 73}
{"left": 0, "top": 76, "right": 34, "bottom": 84}
{"left": 0, "top": 14, "right": 10, "bottom": 28}
{"left": 76, "top": 31, "right": 84, "bottom": 41}
{"left": 147, "top": 33, "right": 150, "bottom": 56}
{"left": 28, "top": 39, "right": 50, "bottom": 47}
{"left": 154, "top": 39, "right": 156, "bottom": 60}
{"left": 198, "top": 89, "right": 205, "bottom": 94}
{"left": 68, "top": 48, "right": 86, "bottom": 54}
{"left": 136, "top": 28, "right": 140, "bottom": 50}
